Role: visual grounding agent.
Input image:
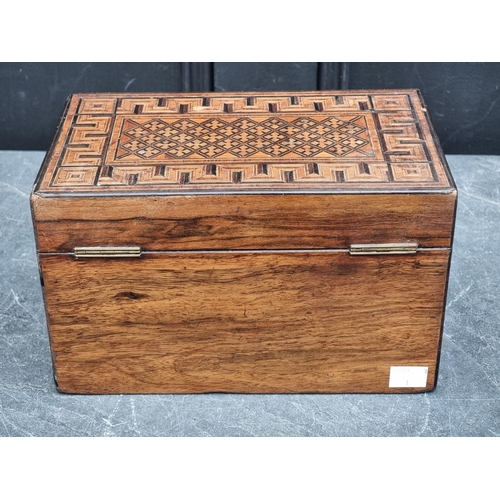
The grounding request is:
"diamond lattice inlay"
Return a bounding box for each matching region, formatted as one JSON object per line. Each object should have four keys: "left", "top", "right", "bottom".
{"left": 116, "top": 115, "right": 374, "bottom": 160}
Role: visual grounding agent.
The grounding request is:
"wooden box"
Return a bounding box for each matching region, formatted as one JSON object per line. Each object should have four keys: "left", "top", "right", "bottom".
{"left": 31, "top": 90, "right": 457, "bottom": 394}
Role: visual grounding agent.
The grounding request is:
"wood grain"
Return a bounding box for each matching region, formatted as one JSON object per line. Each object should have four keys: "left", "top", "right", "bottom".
{"left": 39, "top": 250, "right": 450, "bottom": 394}
{"left": 32, "top": 191, "right": 456, "bottom": 253}
{"left": 31, "top": 90, "right": 457, "bottom": 394}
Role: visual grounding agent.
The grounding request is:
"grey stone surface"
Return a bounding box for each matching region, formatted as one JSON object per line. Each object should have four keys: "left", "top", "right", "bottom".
{"left": 0, "top": 152, "right": 498, "bottom": 436}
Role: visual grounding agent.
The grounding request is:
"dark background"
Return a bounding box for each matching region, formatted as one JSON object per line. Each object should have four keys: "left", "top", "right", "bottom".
{"left": 1, "top": 62, "right": 499, "bottom": 154}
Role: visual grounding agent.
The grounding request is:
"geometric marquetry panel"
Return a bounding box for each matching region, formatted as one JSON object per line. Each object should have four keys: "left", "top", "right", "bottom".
{"left": 36, "top": 90, "right": 453, "bottom": 193}
{"left": 115, "top": 115, "right": 375, "bottom": 161}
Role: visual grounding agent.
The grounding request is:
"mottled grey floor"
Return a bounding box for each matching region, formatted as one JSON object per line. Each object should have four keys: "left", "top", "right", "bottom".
{"left": 0, "top": 152, "right": 499, "bottom": 436}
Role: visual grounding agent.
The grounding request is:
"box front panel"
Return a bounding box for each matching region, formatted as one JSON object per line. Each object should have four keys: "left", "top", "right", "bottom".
{"left": 32, "top": 192, "right": 457, "bottom": 253}
{"left": 39, "top": 250, "right": 450, "bottom": 394}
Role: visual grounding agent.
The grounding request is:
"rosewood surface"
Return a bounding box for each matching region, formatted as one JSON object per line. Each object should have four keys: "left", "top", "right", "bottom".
{"left": 40, "top": 251, "right": 450, "bottom": 394}
{"left": 31, "top": 90, "right": 457, "bottom": 394}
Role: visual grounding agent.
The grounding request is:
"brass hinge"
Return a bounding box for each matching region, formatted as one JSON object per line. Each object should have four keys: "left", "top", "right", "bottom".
{"left": 73, "top": 246, "right": 142, "bottom": 258}
{"left": 349, "top": 243, "right": 419, "bottom": 256}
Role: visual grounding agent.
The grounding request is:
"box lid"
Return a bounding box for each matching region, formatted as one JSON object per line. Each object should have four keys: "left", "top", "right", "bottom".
{"left": 32, "top": 90, "right": 456, "bottom": 252}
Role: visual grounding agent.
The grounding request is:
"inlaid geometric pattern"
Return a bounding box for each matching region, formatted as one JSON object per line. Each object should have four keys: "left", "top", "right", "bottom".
{"left": 61, "top": 115, "right": 111, "bottom": 166}
{"left": 96, "top": 162, "right": 393, "bottom": 187}
{"left": 116, "top": 115, "right": 374, "bottom": 160}
{"left": 112, "top": 94, "right": 380, "bottom": 115}
{"left": 35, "top": 91, "right": 453, "bottom": 192}
{"left": 52, "top": 166, "right": 99, "bottom": 187}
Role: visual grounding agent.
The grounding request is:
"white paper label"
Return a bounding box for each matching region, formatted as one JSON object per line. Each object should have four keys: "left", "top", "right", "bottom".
{"left": 389, "top": 366, "right": 428, "bottom": 388}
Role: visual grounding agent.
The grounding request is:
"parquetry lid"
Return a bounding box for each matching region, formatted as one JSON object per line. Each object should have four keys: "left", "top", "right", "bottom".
{"left": 31, "top": 91, "right": 456, "bottom": 253}
{"left": 34, "top": 90, "right": 454, "bottom": 195}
